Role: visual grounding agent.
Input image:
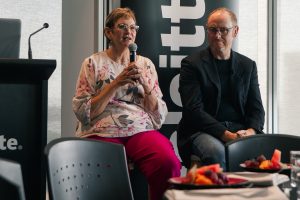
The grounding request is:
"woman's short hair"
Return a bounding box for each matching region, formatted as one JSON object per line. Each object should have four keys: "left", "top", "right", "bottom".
{"left": 105, "top": 7, "right": 137, "bottom": 28}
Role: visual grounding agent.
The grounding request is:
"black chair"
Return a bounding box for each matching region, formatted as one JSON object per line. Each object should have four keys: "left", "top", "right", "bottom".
{"left": 0, "top": 158, "right": 26, "bottom": 200}
{"left": 44, "top": 137, "right": 134, "bottom": 200}
{"left": 0, "top": 18, "right": 21, "bottom": 58}
{"left": 225, "top": 134, "right": 300, "bottom": 172}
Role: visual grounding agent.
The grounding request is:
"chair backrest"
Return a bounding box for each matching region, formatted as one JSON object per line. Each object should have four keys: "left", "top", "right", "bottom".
{"left": 225, "top": 134, "right": 300, "bottom": 172}
{"left": 0, "top": 158, "right": 26, "bottom": 200}
{"left": 0, "top": 18, "right": 21, "bottom": 58}
{"left": 45, "top": 137, "right": 134, "bottom": 200}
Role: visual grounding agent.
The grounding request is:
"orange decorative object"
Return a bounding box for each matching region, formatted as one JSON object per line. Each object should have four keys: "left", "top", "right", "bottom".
{"left": 259, "top": 160, "right": 272, "bottom": 169}
{"left": 194, "top": 174, "right": 213, "bottom": 185}
{"left": 257, "top": 149, "right": 282, "bottom": 170}
{"left": 185, "top": 164, "right": 228, "bottom": 185}
{"left": 271, "top": 149, "right": 281, "bottom": 165}
{"left": 196, "top": 163, "right": 222, "bottom": 174}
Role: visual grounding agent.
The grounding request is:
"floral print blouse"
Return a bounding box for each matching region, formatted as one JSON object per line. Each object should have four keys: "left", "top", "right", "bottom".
{"left": 72, "top": 51, "right": 168, "bottom": 138}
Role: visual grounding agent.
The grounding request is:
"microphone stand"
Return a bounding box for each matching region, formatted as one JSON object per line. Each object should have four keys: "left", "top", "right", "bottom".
{"left": 28, "top": 23, "right": 49, "bottom": 59}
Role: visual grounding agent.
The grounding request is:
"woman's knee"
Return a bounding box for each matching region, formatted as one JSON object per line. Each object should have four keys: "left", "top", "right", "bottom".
{"left": 161, "top": 152, "right": 181, "bottom": 172}
{"left": 128, "top": 132, "right": 181, "bottom": 177}
{"left": 150, "top": 142, "right": 181, "bottom": 176}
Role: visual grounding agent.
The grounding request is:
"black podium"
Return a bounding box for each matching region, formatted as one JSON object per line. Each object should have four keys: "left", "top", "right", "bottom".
{"left": 0, "top": 59, "right": 56, "bottom": 200}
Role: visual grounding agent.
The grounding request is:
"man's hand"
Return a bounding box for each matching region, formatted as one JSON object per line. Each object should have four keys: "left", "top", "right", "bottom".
{"left": 236, "top": 128, "right": 256, "bottom": 138}
{"left": 221, "top": 130, "right": 238, "bottom": 142}
{"left": 221, "top": 128, "right": 256, "bottom": 142}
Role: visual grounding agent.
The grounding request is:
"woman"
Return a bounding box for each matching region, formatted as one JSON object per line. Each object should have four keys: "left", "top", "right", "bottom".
{"left": 72, "top": 7, "right": 181, "bottom": 200}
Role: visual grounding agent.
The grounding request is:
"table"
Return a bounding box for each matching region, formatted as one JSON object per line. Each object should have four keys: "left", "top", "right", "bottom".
{"left": 164, "top": 172, "right": 291, "bottom": 200}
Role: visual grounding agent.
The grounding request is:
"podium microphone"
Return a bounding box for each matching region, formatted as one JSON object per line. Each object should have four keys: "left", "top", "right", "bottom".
{"left": 129, "top": 43, "right": 137, "bottom": 62}
{"left": 28, "top": 23, "right": 49, "bottom": 59}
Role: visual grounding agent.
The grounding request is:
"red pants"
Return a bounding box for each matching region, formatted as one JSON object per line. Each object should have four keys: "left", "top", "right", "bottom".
{"left": 88, "top": 130, "right": 181, "bottom": 200}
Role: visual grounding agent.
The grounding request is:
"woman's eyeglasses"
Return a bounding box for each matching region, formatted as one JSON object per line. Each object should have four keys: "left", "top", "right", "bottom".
{"left": 206, "top": 26, "right": 234, "bottom": 36}
{"left": 116, "top": 23, "right": 139, "bottom": 32}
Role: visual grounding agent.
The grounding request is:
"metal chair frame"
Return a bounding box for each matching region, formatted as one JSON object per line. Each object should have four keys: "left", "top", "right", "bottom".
{"left": 225, "top": 133, "right": 300, "bottom": 172}
{"left": 45, "top": 137, "right": 134, "bottom": 200}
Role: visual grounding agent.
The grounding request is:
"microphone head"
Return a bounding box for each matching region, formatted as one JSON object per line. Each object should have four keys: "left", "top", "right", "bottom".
{"left": 129, "top": 43, "right": 137, "bottom": 52}
{"left": 43, "top": 23, "right": 49, "bottom": 28}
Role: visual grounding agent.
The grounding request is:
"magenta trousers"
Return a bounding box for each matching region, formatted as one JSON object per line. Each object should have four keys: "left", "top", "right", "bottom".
{"left": 88, "top": 130, "right": 181, "bottom": 200}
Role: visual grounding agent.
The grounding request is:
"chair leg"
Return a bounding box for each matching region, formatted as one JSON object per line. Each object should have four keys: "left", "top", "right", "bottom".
{"left": 129, "top": 165, "right": 148, "bottom": 200}
{"left": 148, "top": 185, "right": 151, "bottom": 200}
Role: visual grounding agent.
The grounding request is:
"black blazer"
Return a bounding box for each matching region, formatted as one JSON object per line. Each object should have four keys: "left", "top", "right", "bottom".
{"left": 177, "top": 48, "right": 265, "bottom": 166}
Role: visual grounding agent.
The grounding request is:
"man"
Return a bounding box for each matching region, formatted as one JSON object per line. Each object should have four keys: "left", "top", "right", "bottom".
{"left": 177, "top": 7, "right": 265, "bottom": 170}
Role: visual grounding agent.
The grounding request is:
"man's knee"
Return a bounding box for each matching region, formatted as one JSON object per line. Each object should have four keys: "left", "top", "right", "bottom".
{"left": 191, "top": 133, "right": 226, "bottom": 169}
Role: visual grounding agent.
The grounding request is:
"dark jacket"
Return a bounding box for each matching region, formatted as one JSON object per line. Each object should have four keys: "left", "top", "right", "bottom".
{"left": 177, "top": 48, "right": 265, "bottom": 167}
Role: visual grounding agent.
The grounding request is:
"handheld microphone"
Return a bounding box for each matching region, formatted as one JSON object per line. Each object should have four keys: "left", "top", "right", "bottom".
{"left": 129, "top": 43, "right": 138, "bottom": 62}
{"left": 28, "top": 23, "right": 49, "bottom": 59}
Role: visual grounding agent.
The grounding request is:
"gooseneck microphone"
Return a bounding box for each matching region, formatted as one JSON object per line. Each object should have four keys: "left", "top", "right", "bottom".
{"left": 28, "top": 23, "right": 49, "bottom": 59}
{"left": 129, "top": 43, "right": 138, "bottom": 62}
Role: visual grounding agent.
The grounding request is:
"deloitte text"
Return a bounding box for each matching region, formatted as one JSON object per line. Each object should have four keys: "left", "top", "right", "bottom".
{"left": 0, "top": 135, "right": 22, "bottom": 150}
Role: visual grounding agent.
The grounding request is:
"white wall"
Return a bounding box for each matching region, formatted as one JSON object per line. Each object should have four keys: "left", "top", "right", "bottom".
{"left": 0, "top": 0, "right": 62, "bottom": 142}
{"left": 61, "top": 0, "right": 98, "bottom": 137}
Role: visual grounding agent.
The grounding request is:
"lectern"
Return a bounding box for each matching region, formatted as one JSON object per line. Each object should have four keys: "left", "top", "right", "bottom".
{"left": 0, "top": 59, "right": 56, "bottom": 200}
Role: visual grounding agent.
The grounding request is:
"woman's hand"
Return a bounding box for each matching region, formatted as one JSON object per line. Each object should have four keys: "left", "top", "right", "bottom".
{"left": 91, "top": 63, "right": 141, "bottom": 118}
{"left": 114, "top": 63, "right": 141, "bottom": 87}
{"left": 130, "top": 63, "right": 153, "bottom": 94}
{"left": 126, "top": 62, "right": 158, "bottom": 111}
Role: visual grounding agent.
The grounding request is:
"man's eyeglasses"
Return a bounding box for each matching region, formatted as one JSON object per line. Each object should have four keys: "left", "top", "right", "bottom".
{"left": 116, "top": 23, "right": 139, "bottom": 32}
{"left": 206, "top": 26, "right": 234, "bottom": 36}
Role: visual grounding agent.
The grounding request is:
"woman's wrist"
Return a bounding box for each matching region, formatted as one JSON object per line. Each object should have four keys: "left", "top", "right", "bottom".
{"left": 144, "top": 86, "right": 155, "bottom": 95}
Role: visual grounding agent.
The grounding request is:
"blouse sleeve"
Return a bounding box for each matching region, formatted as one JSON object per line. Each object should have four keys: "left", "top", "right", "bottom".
{"left": 72, "top": 57, "right": 96, "bottom": 126}
{"left": 144, "top": 59, "right": 168, "bottom": 129}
